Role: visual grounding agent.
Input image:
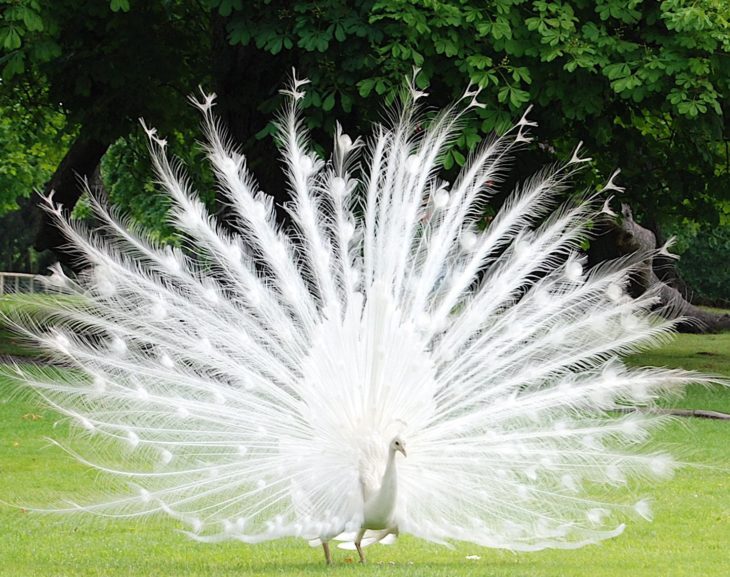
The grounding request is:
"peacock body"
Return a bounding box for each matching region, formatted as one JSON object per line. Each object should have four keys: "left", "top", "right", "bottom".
{"left": 11, "top": 72, "right": 704, "bottom": 562}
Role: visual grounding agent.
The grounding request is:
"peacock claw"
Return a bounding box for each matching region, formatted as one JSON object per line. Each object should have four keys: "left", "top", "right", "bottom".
{"left": 322, "top": 542, "right": 332, "bottom": 565}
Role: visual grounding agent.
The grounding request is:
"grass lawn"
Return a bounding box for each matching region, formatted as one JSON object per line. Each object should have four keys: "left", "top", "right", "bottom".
{"left": 0, "top": 333, "right": 728, "bottom": 576}
{"left": 0, "top": 294, "right": 59, "bottom": 358}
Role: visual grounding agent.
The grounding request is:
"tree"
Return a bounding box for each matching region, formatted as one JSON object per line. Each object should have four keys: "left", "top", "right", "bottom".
{"left": 1, "top": 0, "right": 210, "bottom": 264}
{"left": 212, "top": 0, "right": 729, "bottom": 224}
{"left": 1, "top": 0, "right": 728, "bottom": 311}
{"left": 0, "top": 84, "right": 69, "bottom": 213}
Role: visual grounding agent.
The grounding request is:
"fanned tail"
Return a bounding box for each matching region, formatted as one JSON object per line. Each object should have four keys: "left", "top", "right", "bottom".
{"left": 6, "top": 71, "right": 720, "bottom": 553}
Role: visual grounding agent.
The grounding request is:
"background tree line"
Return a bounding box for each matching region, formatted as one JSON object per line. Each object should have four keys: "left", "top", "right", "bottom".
{"left": 0, "top": 0, "right": 728, "bottom": 309}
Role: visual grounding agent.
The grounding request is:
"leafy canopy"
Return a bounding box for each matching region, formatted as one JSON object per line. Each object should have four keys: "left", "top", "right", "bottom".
{"left": 1, "top": 0, "right": 728, "bottom": 229}
{"left": 212, "top": 0, "right": 730, "bottom": 224}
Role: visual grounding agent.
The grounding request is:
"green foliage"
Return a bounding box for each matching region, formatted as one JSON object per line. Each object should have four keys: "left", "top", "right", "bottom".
{"left": 0, "top": 86, "right": 70, "bottom": 214}
{"left": 0, "top": 0, "right": 60, "bottom": 79}
{"left": 109, "top": 0, "right": 130, "bottom": 13}
{"left": 0, "top": 0, "right": 727, "bottom": 291}
{"left": 675, "top": 224, "right": 730, "bottom": 304}
{"left": 213, "top": 0, "right": 729, "bottom": 125}
{"left": 212, "top": 0, "right": 388, "bottom": 136}
{"left": 211, "top": 0, "right": 729, "bottom": 223}
{"left": 0, "top": 0, "right": 213, "bottom": 254}
{"left": 75, "top": 129, "right": 216, "bottom": 245}
{"left": 205, "top": 0, "right": 729, "bottom": 296}
{"left": 0, "top": 0, "right": 210, "bottom": 138}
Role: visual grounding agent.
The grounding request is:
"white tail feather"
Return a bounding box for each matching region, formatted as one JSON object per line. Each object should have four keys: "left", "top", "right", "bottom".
{"left": 9, "top": 74, "right": 719, "bottom": 554}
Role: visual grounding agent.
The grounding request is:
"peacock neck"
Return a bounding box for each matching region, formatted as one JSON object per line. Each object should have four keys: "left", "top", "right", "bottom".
{"left": 381, "top": 448, "right": 398, "bottom": 491}
{"left": 361, "top": 446, "right": 400, "bottom": 530}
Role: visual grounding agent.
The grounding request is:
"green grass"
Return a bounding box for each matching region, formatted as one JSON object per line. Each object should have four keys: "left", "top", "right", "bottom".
{"left": 0, "top": 293, "right": 84, "bottom": 358}
{"left": 0, "top": 297, "right": 33, "bottom": 357}
{"left": 628, "top": 332, "right": 730, "bottom": 414}
{"left": 0, "top": 294, "right": 49, "bottom": 358}
{"left": 700, "top": 306, "right": 730, "bottom": 316}
{"left": 0, "top": 335, "right": 729, "bottom": 576}
{"left": 0, "top": 327, "right": 29, "bottom": 357}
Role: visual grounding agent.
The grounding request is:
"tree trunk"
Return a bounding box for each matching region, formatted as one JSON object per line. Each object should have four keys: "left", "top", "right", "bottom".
{"left": 211, "top": 17, "right": 291, "bottom": 219}
{"left": 594, "top": 203, "right": 730, "bottom": 333}
{"left": 34, "top": 129, "right": 109, "bottom": 271}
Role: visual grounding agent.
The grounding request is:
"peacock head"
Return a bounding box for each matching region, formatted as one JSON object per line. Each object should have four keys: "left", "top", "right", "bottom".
{"left": 390, "top": 436, "right": 407, "bottom": 458}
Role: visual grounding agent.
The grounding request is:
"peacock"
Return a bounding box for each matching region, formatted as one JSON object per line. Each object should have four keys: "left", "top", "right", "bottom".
{"left": 7, "top": 71, "right": 711, "bottom": 564}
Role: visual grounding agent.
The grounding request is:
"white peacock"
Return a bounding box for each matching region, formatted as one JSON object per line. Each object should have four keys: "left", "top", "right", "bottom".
{"left": 10, "top": 71, "right": 709, "bottom": 564}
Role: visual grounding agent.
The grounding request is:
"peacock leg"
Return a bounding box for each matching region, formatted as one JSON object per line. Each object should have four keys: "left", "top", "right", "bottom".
{"left": 322, "top": 541, "right": 332, "bottom": 565}
{"left": 355, "top": 529, "right": 366, "bottom": 564}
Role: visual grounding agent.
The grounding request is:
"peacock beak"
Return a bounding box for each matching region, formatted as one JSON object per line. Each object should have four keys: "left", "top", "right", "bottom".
{"left": 398, "top": 445, "right": 407, "bottom": 458}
